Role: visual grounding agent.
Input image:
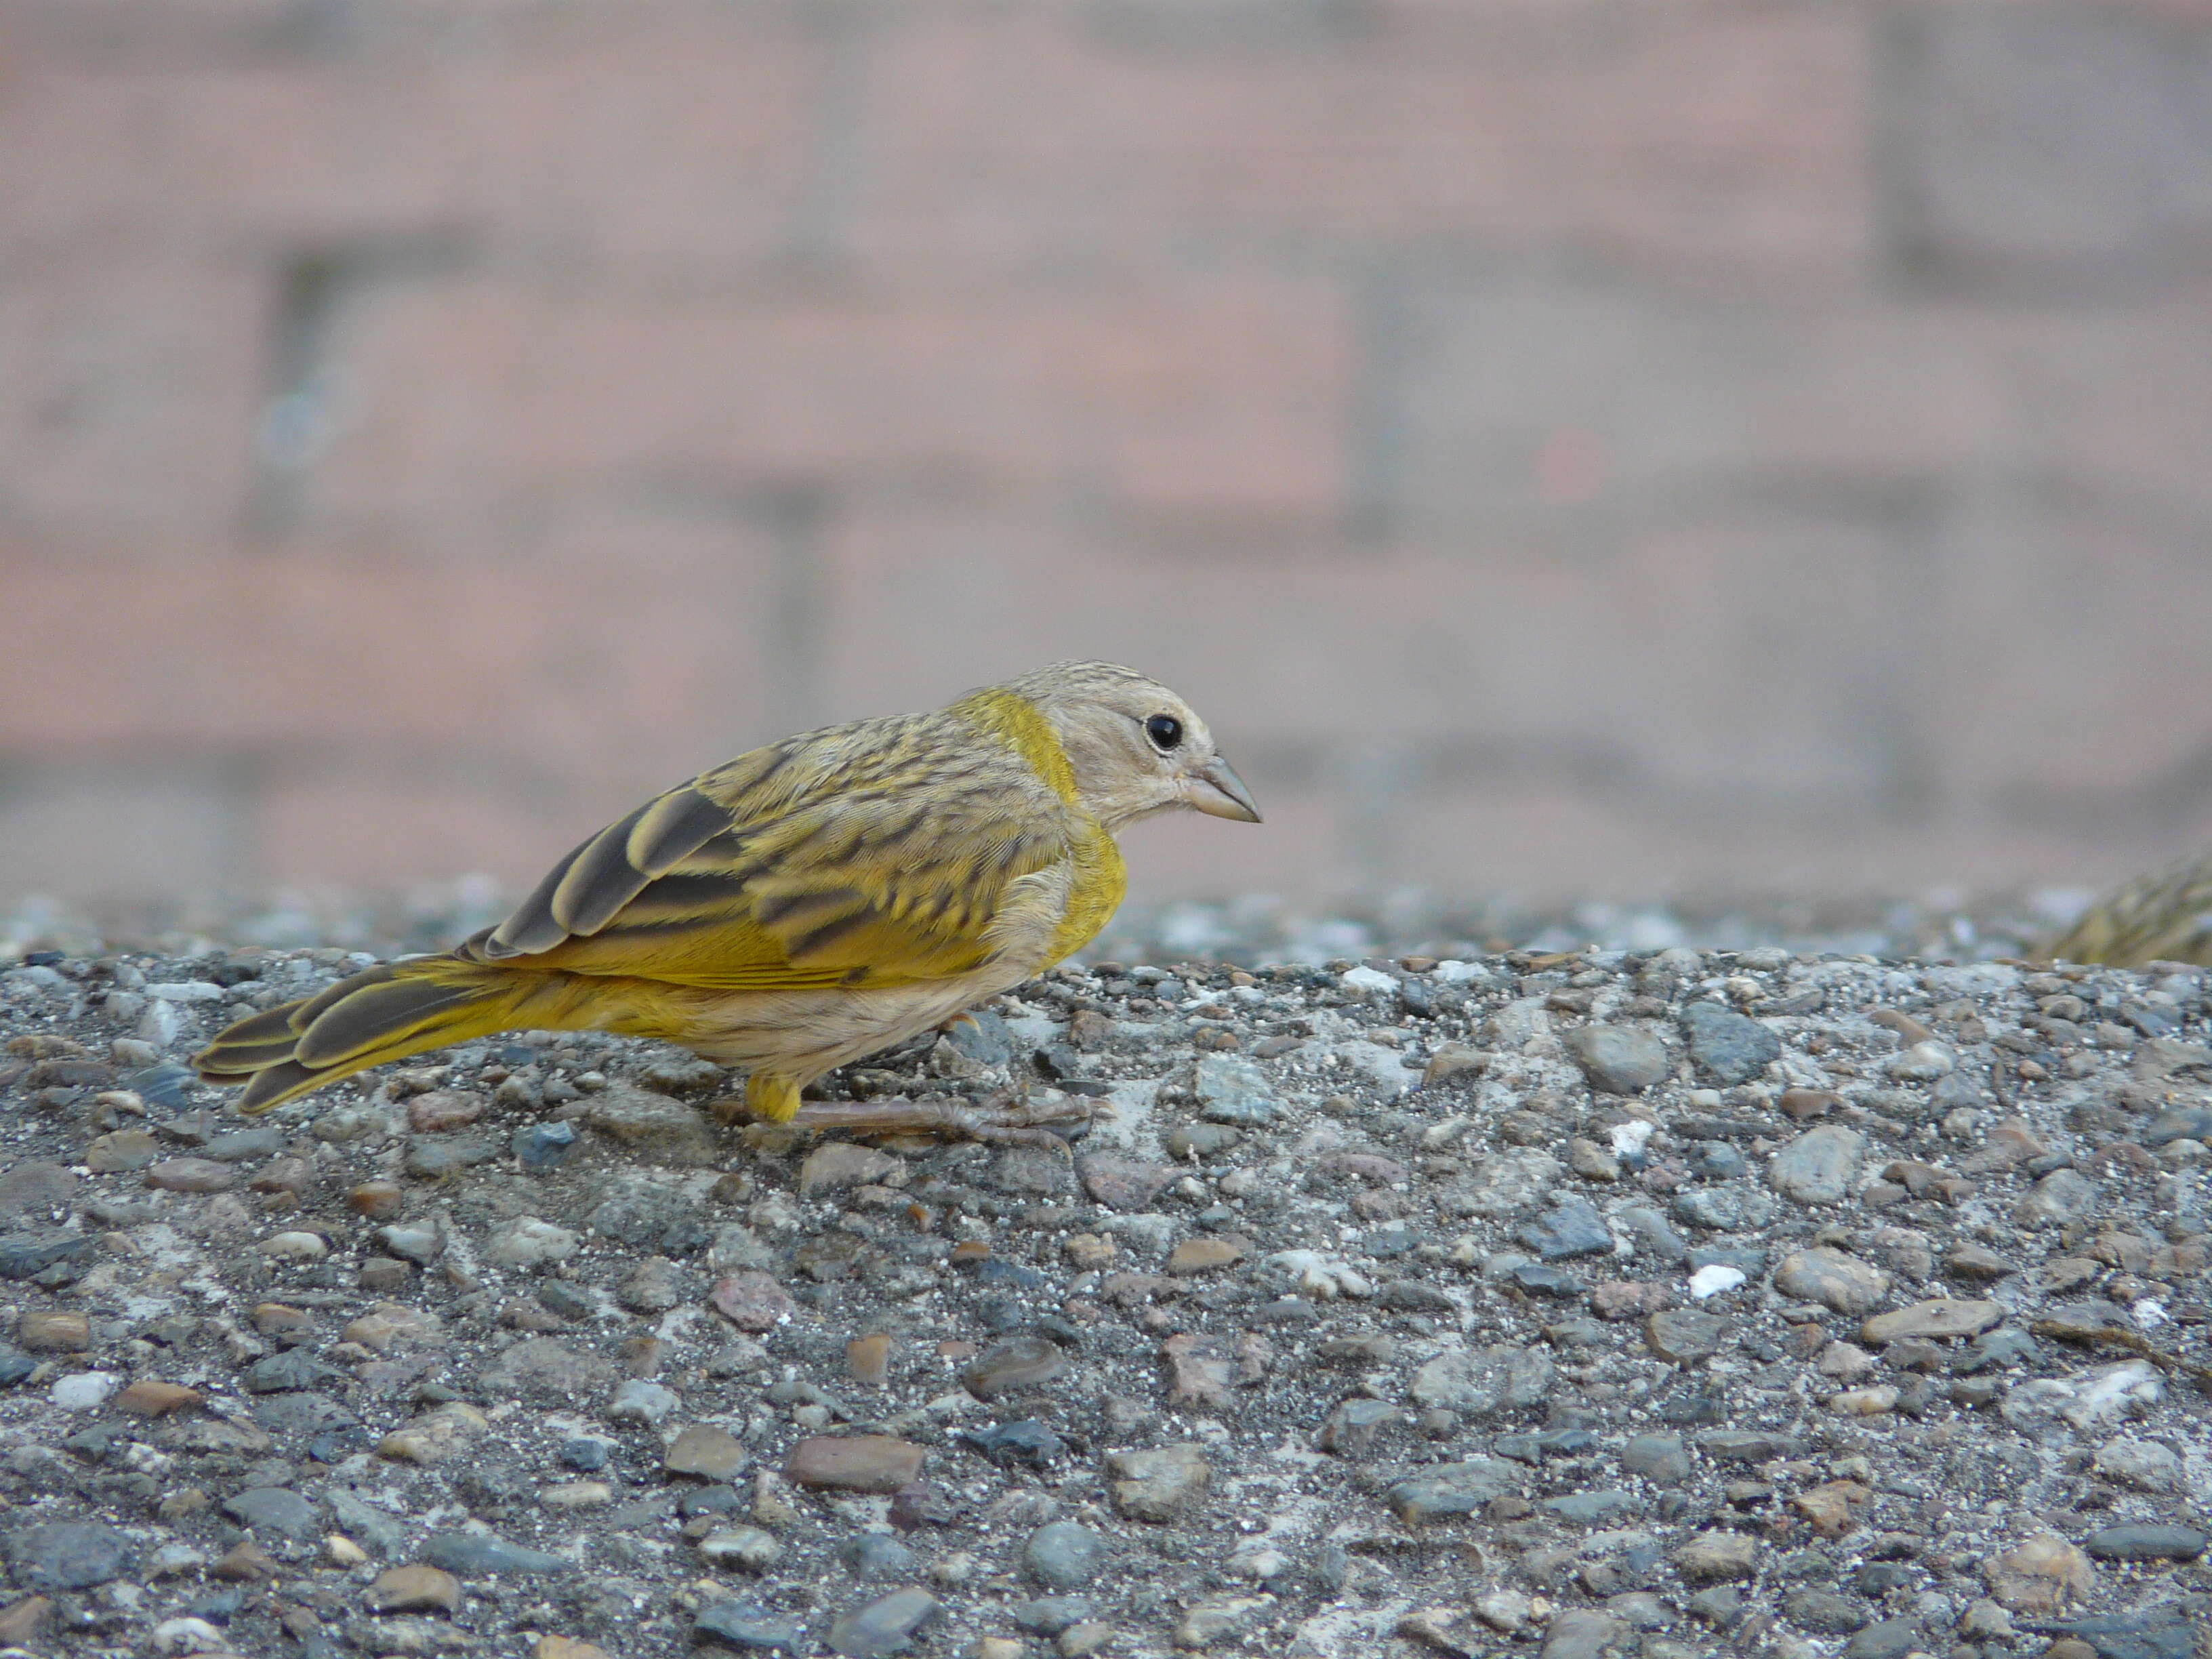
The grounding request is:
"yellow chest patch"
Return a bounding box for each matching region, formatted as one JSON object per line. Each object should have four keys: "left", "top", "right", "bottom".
{"left": 953, "top": 687, "right": 1126, "bottom": 967}
{"left": 1046, "top": 819, "right": 1127, "bottom": 966}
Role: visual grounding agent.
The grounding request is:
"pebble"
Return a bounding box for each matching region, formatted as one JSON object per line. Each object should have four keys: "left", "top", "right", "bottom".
{"left": 697, "top": 1527, "right": 783, "bottom": 1572}
{"left": 826, "top": 1586, "right": 938, "bottom": 1658}
{"left": 2080, "top": 1522, "right": 2205, "bottom": 1561}
{"left": 1386, "top": 1457, "right": 1521, "bottom": 1524}
{"left": 1107, "top": 1443, "right": 1212, "bottom": 1521}
{"left": 1517, "top": 1197, "right": 1613, "bottom": 1259}
{"left": 693, "top": 1599, "right": 804, "bottom": 1652}
{"left": 1673, "top": 1532, "right": 1760, "bottom": 1582}
{"left": 222, "top": 1486, "right": 320, "bottom": 1542}
{"left": 364, "top": 1565, "right": 463, "bottom": 1614}
{"left": 962, "top": 1334, "right": 1069, "bottom": 1399}
{"left": 712, "top": 1270, "right": 798, "bottom": 1332}
{"left": 50, "top": 1371, "right": 117, "bottom": 1410}
{"left": 1174, "top": 1594, "right": 1271, "bottom": 1649}
{"left": 666, "top": 1424, "right": 752, "bottom": 1482}
{"left": 1772, "top": 1246, "right": 1890, "bottom": 1313}
{"left": 1679, "top": 1003, "right": 1780, "bottom": 1084}
{"left": 1024, "top": 1521, "right": 1108, "bottom": 1590}
{"left": 1765, "top": 1126, "right": 1865, "bottom": 1205}
{"left": 485, "top": 1216, "right": 577, "bottom": 1268}
{"left": 5, "top": 1521, "right": 132, "bottom": 1591}
{"left": 1859, "top": 1298, "right": 2001, "bottom": 1345}
{"left": 1194, "top": 1054, "right": 1279, "bottom": 1124}
{"left": 1983, "top": 1531, "right": 2091, "bottom": 1613}
{"left": 419, "top": 1532, "right": 573, "bottom": 1576}
{"left": 1562, "top": 1025, "right": 1669, "bottom": 1093}
{"left": 786, "top": 1435, "right": 927, "bottom": 1493}
{"left": 1645, "top": 1309, "right": 1729, "bottom": 1363}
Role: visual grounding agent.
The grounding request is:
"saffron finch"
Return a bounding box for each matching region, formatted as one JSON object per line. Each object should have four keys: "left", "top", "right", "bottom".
{"left": 194, "top": 661, "right": 1261, "bottom": 1126}
{"left": 2040, "top": 848, "right": 2212, "bottom": 968}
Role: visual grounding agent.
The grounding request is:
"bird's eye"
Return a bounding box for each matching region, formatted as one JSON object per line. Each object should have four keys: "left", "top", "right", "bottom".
{"left": 1145, "top": 714, "right": 1183, "bottom": 752}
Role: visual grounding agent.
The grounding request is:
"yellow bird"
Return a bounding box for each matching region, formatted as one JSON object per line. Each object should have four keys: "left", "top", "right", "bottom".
{"left": 194, "top": 661, "right": 1260, "bottom": 1128}
{"left": 2040, "top": 849, "right": 2212, "bottom": 968}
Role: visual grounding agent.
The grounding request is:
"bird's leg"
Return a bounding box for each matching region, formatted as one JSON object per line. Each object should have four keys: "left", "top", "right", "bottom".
{"left": 785, "top": 1086, "right": 1103, "bottom": 1152}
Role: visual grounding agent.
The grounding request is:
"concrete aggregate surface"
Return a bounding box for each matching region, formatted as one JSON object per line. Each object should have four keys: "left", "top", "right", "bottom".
{"left": 0, "top": 897, "right": 2208, "bottom": 1659}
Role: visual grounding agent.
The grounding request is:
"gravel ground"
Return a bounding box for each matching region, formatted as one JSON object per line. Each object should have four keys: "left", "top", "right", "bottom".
{"left": 0, "top": 901, "right": 2208, "bottom": 1659}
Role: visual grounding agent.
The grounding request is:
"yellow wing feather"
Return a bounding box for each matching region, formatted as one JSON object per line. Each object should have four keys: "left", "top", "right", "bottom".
{"left": 458, "top": 703, "right": 1092, "bottom": 992}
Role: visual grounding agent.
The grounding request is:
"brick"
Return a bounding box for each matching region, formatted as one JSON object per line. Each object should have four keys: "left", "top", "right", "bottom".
{"left": 1931, "top": 497, "right": 2212, "bottom": 806}
{"left": 0, "top": 12, "right": 822, "bottom": 268}
{"left": 304, "top": 274, "right": 1347, "bottom": 527}
{"left": 817, "top": 496, "right": 1919, "bottom": 801}
{"left": 856, "top": 5, "right": 1872, "bottom": 278}
{"left": 0, "top": 256, "right": 264, "bottom": 536}
{"left": 1382, "top": 272, "right": 2004, "bottom": 532}
{"left": 1885, "top": 3, "right": 2212, "bottom": 283}
{"left": 0, "top": 516, "right": 779, "bottom": 787}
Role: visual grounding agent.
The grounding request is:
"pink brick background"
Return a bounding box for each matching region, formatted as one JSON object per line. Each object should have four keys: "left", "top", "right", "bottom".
{"left": 5, "top": 0, "right": 2212, "bottom": 909}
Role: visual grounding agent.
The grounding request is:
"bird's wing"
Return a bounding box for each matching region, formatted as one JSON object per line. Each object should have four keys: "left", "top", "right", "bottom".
{"left": 465, "top": 723, "right": 1080, "bottom": 991}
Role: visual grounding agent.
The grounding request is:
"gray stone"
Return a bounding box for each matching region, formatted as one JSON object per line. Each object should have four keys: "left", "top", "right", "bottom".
{"left": 1679, "top": 1002, "right": 1780, "bottom": 1084}
{"left": 1410, "top": 1345, "right": 1553, "bottom": 1417}
{"left": 1767, "top": 1126, "right": 1866, "bottom": 1206}
{"left": 826, "top": 1586, "right": 937, "bottom": 1658}
{"left": 419, "top": 1531, "right": 573, "bottom": 1576}
{"left": 1645, "top": 1309, "right": 1729, "bottom": 1364}
{"left": 0, "top": 1160, "right": 77, "bottom": 1223}
{"left": 1541, "top": 1488, "right": 1641, "bottom": 1525}
{"left": 1540, "top": 1608, "right": 1631, "bottom": 1659}
{"left": 1563, "top": 1025, "right": 1669, "bottom": 1093}
{"left": 1176, "top": 1594, "right": 1272, "bottom": 1649}
{"left": 0, "top": 1231, "right": 94, "bottom": 1281}
{"left": 2047, "top": 1609, "right": 2200, "bottom": 1659}
{"left": 2091, "top": 1437, "right": 2182, "bottom": 1492}
{"left": 7, "top": 1520, "right": 132, "bottom": 1591}
{"left": 2142, "top": 1105, "right": 2212, "bottom": 1146}
{"left": 1614, "top": 1205, "right": 1688, "bottom": 1264}
{"left": 1620, "top": 1432, "right": 1691, "bottom": 1483}
{"left": 694, "top": 1600, "right": 804, "bottom": 1652}
{"left": 1517, "top": 1197, "right": 1613, "bottom": 1260}
{"left": 2015, "top": 1166, "right": 2099, "bottom": 1226}
{"left": 1024, "top": 1520, "right": 1108, "bottom": 1590}
{"left": 221, "top": 1487, "right": 320, "bottom": 1543}
{"left": 1843, "top": 1619, "right": 1925, "bottom": 1659}
{"left": 1010, "top": 1596, "right": 1094, "bottom": 1635}
{"left": 1782, "top": 1589, "right": 1868, "bottom": 1633}
{"left": 1195, "top": 1054, "right": 1279, "bottom": 1125}
{"left": 2082, "top": 1523, "right": 2206, "bottom": 1561}
{"left": 1385, "top": 1456, "right": 1521, "bottom": 1523}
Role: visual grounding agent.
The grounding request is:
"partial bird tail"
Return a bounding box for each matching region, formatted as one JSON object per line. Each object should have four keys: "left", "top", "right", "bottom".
{"left": 192, "top": 955, "right": 567, "bottom": 1113}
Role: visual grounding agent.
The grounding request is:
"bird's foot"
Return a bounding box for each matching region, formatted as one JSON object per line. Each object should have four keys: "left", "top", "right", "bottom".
{"left": 784, "top": 1088, "right": 1101, "bottom": 1152}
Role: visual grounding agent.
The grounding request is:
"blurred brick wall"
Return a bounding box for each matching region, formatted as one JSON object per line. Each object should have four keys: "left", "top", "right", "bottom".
{"left": 5, "top": 0, "right": 2212, "bottom": 907}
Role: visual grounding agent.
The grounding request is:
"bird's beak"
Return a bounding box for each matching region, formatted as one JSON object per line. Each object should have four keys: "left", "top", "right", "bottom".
{"left": 1184, "top": 754, "right": 1263, "bottom": 823}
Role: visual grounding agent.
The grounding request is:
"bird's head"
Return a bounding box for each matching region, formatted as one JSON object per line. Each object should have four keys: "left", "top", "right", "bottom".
{"left": 999, "top": 660, "right": 1263, "bottom": 831}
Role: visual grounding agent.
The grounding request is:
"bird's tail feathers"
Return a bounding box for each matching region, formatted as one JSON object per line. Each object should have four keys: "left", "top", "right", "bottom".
{"left": 192, "top": 956, "right": 566, "bottom": 1113}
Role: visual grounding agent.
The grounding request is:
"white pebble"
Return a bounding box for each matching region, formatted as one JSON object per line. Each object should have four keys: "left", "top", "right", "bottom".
{"left": 52, "top": 1371, "right": 119, "bottom": 1410}
{"left": 146, "top": 981, "right": 227, "bottom": 1002}
{"left": 1687, "top": 1265, "right": 1747, "bottom": 1300}
{"left": 260, "top": 1231, "right": 328, "bottom": 1261}
{"left": 2131, "top": 1298, "right": 2169, "bottom": 1330}
{"left": 1339, "top": 965, "right": 1396, "bottom": 998}
{"left": 1608, "top": 1120, "right": 1655, "bottom": 1160}
{"left": 150, "top": 1616, "right": 230, "bottom": 1656}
